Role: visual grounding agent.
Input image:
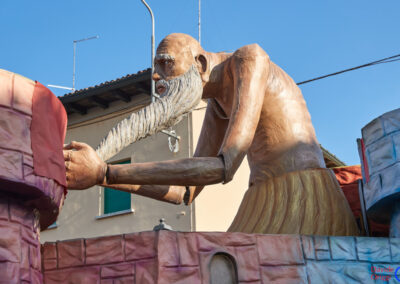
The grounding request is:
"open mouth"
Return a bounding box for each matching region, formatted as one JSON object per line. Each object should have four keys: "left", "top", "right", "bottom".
{"left": 156, "top": 82, "right": 167, "bottom": 95}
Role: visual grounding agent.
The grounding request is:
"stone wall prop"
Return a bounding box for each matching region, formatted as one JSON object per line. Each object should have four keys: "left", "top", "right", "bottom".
{"left": 42, "top": 231, "right": 400, "bottom": 283}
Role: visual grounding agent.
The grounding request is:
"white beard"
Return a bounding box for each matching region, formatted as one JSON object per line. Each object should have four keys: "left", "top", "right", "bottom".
{"left": 96, "top": 65, "right": 203, "bottom": 161}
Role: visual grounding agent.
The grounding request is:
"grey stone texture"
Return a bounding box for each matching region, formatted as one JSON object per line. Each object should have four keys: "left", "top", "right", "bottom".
{"left": 330, "top": 236, "right": 357, "bottom": 260}
{"left": 359, "top": 108, "right": 400, "bottom": 221}
{"left": 357, "top": 237, "right": 391, "bottom": 262}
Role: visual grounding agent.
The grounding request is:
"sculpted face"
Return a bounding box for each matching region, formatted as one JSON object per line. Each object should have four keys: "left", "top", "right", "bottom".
{"left": 154, "top": 33, "right": 205, "bottom": 95}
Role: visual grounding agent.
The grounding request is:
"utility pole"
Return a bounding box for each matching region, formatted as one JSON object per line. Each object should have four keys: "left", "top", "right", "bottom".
{"left": 198, "top": 0, "right": 201, "bottom": 44}
{"left": 140, "top": 0, "right": 155, "bottom": 102}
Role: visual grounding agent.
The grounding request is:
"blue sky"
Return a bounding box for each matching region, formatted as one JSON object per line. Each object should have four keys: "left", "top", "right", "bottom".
{"left": 1, "top": 0, "right": 399, "bottom": 165}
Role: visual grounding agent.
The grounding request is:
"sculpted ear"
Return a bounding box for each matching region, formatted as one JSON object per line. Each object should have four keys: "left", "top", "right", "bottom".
{"left": 195, "top": 54, "right": 209, "bottom": 82}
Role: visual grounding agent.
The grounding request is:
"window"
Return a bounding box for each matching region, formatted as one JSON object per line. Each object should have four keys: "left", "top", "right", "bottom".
{"left": 103, "top": 160, "right": 131, "bottom": 214}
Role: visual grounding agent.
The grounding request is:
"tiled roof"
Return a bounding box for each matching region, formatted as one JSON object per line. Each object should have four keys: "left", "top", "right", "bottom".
{"left": 59, "top": 68, "right": 151, "bottom": 115}
{"left": 60, "top": 68, "right": 151, "bottom": 99}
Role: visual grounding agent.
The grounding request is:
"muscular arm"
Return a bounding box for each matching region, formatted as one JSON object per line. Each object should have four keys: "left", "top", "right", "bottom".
{"left": 218, "top": 44, "right": 269, "bottom": 182}
{"left": 107, "top": 157, "right": 224, "bottom": 186}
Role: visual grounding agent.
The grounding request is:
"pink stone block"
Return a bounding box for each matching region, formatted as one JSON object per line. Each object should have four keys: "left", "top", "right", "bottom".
{"left": 158, "top": 266, "right": 201, "bottom": 284}
{"left": 196, "top": 232, "right": 225, "bottom": 251}
{"left": 177, "top": 233, "right": 199, "bottom": 266}
{"left": 86, "top": 235, "right": 124, "bottom": 265}
{"left": 0, "top": 70, "right": 13, "bottom": 108}
{"left": 23, "top": 153, "right": 33, "bottom": 167}
{"left": 12, "top": 73, "right": 34, "bottom": 115}
{"left": 21, "top": 225, "right": 39, "bottom": 246}
{"left": 30, "top": 243, "right": 41, "bottom": 271}
{"left": 101, "top": 280, "right": 113, "bottom": 284}
{"left": 196, "top": 232, "right": 255, "bottom": 252}
{"left": 42, "top": 244, "right": 56, "bottom": 257}
{"left": 41, "top": 242, "right": 57, "bottom": 270}
{"left": 31, "top": 269, "right": 43, "bottom": 284}
{"left": 0, "top": 220, "right": 21, "bottom": 262}
{"left": 22, "top": 164, "right": 34, "bottom": 184}
{"left": 0, "top": 262, "right": 19, "bottom": 284}
{"left": 135, "top": 260, "right": 157, "bottom": 284}
{"left": 114, "top": 276, "right": 135, "bottom": 284}
{"left": 0, "top": 198, "right": 9, "bottom": 221}
{"left": 257, "top": 235, "right": 304, "bottom": 265}
{"left": 9, "top": 201, "right": 34, "bottom": 229}
{"left": 261, "top": 265, "right": 307, "bottom": 284}
{"left": 101, "top": 263, "right": 134, "bottom": 278}
{"left": 58, "top": 239, "right": 85, "bottom": 268}
{"left": 44, "top": 267, "right": 100, "bottom": 284}
{"left": 234, "top": 245, "right": 260, "bottom": 282}
{"left": 0, "top": 149, "right": 23, "bottom": 181}
{"left": 20, "top": 267, "right": 30, "bottom": 282}
{"left": 223, "top": 232, "right": 256, "bottom": 246}
{"left": 158, "top": 230, "right": 179, "bottom": 267}
{"left": 125, "top": 231, "right": 156, "bottom": 261}
{"left": 0, "top": 108, "right": 32, "bottom": 155}
{"left": 43, "top": 259, "right": 57, "bottom": 271}
{"left": 20, "top": 241, "right": 30, "bottom": 270}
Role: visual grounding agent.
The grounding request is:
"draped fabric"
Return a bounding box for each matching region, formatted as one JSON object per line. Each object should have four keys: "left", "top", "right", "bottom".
{"left": 31, "top": 82, "right": 67, "bottom": 188}
{"left": 228, "top": 168, "right": 359, "bottom": 236}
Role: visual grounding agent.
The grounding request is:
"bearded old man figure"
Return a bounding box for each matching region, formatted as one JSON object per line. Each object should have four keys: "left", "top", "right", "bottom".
{"left": 64, "top": 33, "right": 359, "bottom": 236}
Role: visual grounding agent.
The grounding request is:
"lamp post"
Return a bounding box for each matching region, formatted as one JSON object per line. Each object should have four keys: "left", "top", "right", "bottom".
{"left": 140, "top": 0, "right": 155, "bottom": 102}
{"left": 73, "top": 35, "right": 99, "bottom": 91}
{"left": 198, "top": 0, "right": 201, "bottom": 44}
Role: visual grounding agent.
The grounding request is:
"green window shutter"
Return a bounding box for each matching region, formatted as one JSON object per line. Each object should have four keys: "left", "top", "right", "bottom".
{"left": 104, "top": 160, "right": 131, "bottom": 214}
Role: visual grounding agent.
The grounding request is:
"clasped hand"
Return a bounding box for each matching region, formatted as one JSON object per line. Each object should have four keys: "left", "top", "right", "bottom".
{"left": 63, "top": 141, "right": 107, "bottom": 189}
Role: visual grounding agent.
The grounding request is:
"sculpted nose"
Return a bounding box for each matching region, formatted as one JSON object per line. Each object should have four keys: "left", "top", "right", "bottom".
{"left": 153, "top": 72, "right": 161, "bottom": 82}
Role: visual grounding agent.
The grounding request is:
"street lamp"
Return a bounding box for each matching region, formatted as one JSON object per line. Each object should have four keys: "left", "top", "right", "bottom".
{"left": 140, "top": 0, "right": 155, "bottom": 102}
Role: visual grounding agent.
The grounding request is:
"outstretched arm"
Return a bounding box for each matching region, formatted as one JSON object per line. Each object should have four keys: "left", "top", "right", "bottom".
{"left": 64, "top": 141, "right": 224, "bottom": 203}
{"left": 64, "top": 142, "right": 188, "bottom": 204}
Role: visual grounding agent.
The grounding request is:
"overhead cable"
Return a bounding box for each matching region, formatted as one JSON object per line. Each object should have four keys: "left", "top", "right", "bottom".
{"left": 297, "top": 53, "right": 400, "bottom": 85}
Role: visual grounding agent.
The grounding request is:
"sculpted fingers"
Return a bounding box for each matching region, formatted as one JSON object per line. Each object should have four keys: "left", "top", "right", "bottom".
{"left": 63, "top": 141, "right": 88, "bottom": 150}
{"left": 66, "top": 172, "right": 77, "bottom": 189}
{"left": 65, "top": 162, "right": 80, "bottom": 189}
{"left": 63, "top": 150, "right": 72, "bottom": 161}
{"left": 63, "top": 142, "right": 74, "bottom": 150}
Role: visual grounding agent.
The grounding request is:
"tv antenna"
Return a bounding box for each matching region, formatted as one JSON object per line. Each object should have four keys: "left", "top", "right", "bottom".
{"left": 48, "top": 35, "right": 99, "bottom": 92}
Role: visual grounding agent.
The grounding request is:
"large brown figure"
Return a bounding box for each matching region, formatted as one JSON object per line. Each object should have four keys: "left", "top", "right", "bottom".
{"left": 64, "top": 33, "right": 358, "bottom": 236}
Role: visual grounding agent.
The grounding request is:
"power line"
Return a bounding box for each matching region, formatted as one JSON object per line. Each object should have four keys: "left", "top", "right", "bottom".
{"left": 296, "top": 53, "right": 400, "bottom": 85}
{"left": 191, "top": 53, "right": 400, "bottom": 112}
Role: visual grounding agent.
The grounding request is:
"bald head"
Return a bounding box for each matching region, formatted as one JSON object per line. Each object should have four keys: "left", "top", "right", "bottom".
{"left": 157, "top": 33, "right": 203, "bottom": 58}
{"left": 154, "top": 33, "right": 207, "bottom": 81}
